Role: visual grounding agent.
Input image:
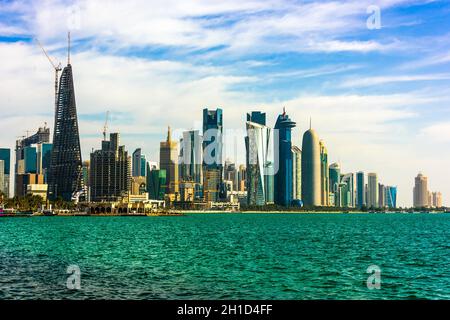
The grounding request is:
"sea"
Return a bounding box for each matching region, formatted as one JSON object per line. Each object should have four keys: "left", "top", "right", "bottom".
{"left": 0, "top": 213, "right": 449, "bottom": 299}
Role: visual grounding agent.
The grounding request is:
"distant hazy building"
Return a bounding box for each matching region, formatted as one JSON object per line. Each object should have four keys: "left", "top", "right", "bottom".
{"left": 367, "top": 173, "right": 379, "bottom": 208}
{"left": 378, "top": 184, "right": 386, "bottom": 208}
{"left": 0, "top": 148, "right": 10, "bottom": 197}
{"left": 329, "top": 163, "right": 341, "bottom": 207}
{"left": 36, "top": 143, "right": 52, "bottom": 182}
{"left": 356, "top": 171, "right": 365, "bottom": 208}
{"left": 319, "top": 140, "right": 329, "bottom": 206}
{"left": 245, "top": 111, "right": 274, "bottom": 206}
{"left": 274, "top": 109, "right": 296, "bottom": 206}
{"left": 429, "top": 191, "right": 443, "bottom": 208}
{"left": 291, "top": 146, "right": 301, "bottom": 201}
{"left": 90, "top": 133, "right": 131, "bottom": 202}
{"left": 238, "top": 165, "right": 246, "bottom": 192}
{"left": 132, "top": 148, "right": 146, "bottom": 177}
{"left": 386, "top": 186, "right": 397, "bottom": 209}
{"left": 160, "top": 127, "right": 179, "bottom": 197}
{"left": 224, "top": 160, "right": 238, "bottom": 194}
{"left": 179, "top": 130, "right": 203, "bottom": 200}
{"left": 341, "top": 173, "right": 355, "bottom": 208}
{"left": 413, "top": 173, "right": 429, "bottom": 208}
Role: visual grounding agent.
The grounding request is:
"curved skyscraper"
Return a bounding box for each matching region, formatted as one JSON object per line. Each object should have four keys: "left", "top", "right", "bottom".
{"left": 301, "top": 128, "right": 321, "bottom": 206}
{"left": 47, "top": 63, "right": 82, "bottom": 201}
{"left": 245, "top": 112, "right": 273, "bottom": 206}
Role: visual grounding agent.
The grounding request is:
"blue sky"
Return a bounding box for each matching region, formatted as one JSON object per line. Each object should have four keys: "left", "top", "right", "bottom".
{"left": 0, "top": 0, "right": 450, "bottom": 206}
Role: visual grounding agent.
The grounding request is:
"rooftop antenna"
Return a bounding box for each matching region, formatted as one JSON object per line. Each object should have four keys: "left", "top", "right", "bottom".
{"left": 103, "top": 110, "right": 110, "bottom": 140}
{"left": 67, "top": 31, "right": 71, "bottom": 65}
{"left": 310, "top": 117, "right": 312, "bottom": 130}
{"left": 167, "top": 126, "right": 172, "bottom": 142}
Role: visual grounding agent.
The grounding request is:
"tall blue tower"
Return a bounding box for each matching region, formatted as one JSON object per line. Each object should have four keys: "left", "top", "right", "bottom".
{"left": 274, "top": 109, "right": 296, "bottom": 206}
{"left": 202, "top": 108, "right": 223, "bottom": 170}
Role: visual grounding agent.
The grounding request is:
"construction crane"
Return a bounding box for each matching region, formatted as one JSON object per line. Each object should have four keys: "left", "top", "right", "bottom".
{"left": 103, "top": 110, "right": 110, "bottom": 140}
{"left": 35, "top": 38, "right": 62, "bottom": 115}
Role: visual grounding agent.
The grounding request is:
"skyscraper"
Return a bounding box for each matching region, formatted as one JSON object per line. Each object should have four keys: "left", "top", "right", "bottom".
{"left": 90, "top": 133, "right": 130, "bottom": 202}
{"left": 319, "top": 140, "right": 329, "bottom": 206}
{"left": 274, "top": 109, "right": 296, "bottom": 206}
{"left": 413, "top": 173, "right": 428, "bottom": 208}
{"left": 301, "top": 126, "right": 320, "bottom": 207}
{"left": 245, "top": 111, "right": 273, "bottom": 206}
{"left": 48, "top": 62, "right": 82, "bottom": 201}
{"left": 386, "top": 186, "right": 397, "bottom": 209}
{"left": 160, "top": 127, "right": 179, "bottom": 197}
{"left": 378, "top": 183, "right": 386, "bottom": 208}
{"left": 291, "top": 146, "right": 301, "bottom": 201}
{"left": 356, "top": 171, "right": 365, "bottom": 208}
{"left": 341, "top": 173, "right": 355, "bottom": 208}
{"left": 36, "top": 143, "right": 53, "bottom": 182}
{"left": 179, "top": 130, "right": 203, "bottom": 200}
{"left": 132, "top": 148, "right": 144, "bottom": 177}
{"left": 431, "top": 192, "right": 442, "bottom": 208}
{"left": 367, "top": 173, "right": 379, "bottom": 208}
{"left": 0, "top": 148, "right": 10, "bottom": 197}
{"left": 202, "top": 108, "right": 223, "bottom": 170}
{"left": 329, "top": 163, "right": 341, "bottom": 207}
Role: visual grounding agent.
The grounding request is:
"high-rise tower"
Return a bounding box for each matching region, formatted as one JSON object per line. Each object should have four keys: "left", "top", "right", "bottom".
{"left": 413, "top": 173, "right": 428, "bottom": 208}
{"left": 47, "top": 56, "right": 83, "bottom": 201}
{"left": 301, "top": 126, "right": 321, "bottom": 207}
{"left": 160, "top": 127, "right": 179, "bottom": 196}
{"left": 319, "top": 140, "right": 329, "bottom": 206}
{"left": 245, "top": 111, "right": 274, "bottom": 206}
{"left": 274, "top": 109, "right": 296, "bottom": 206}
{"left": 367, "top": 173, "right": 379, "bottom": 208}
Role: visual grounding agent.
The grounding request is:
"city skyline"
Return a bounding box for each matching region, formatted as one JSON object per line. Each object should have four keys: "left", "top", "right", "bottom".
{"left": 1, "top": 1, "right": 450, "bottom": 207}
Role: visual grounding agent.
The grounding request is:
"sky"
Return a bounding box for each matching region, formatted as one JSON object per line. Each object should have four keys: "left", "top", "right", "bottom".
{"left": 0, "top": 0, "right": 450, "bottom": 207}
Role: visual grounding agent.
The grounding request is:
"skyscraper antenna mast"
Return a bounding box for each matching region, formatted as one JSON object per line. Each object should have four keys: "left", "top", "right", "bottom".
{"left": 68, "top": 31, "right": 71, "bottom": 65}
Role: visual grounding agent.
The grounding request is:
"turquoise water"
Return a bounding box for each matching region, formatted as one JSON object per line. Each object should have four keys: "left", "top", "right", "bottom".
{"left": 0, "top": 213, "right": 449, "bottom": 300}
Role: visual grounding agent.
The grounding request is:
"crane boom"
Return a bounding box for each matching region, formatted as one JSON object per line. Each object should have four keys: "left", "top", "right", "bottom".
{"left": 35, "top": 38, "right": 62, "bottom": 116}
{"left": 35, "top": 38, "right": 60, "bottom": 70}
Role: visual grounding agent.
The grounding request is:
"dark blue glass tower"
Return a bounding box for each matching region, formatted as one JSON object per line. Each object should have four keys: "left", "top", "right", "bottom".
{"left": 202, "top": 108, "right": 223, "bottom": 170}
{"left": 0, "top": 148, "right": 11, "bottom": 175}
{"left": 356, "top": 171, "right": 365, "bottom": 208}
{"left": 274, "top": 109, "right": 296, "bottom": 206}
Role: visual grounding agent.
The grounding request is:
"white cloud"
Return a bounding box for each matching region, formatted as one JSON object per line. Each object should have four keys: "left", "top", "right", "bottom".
{"left": 340, "top": 73, "right": 450, "bottom": 88}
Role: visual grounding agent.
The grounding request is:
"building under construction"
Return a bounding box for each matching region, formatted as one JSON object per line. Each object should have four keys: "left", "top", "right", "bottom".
{"left": 90, "top": 133, "right": 131, "bottom": 202}
{"left": 47, "top": 62, "right": 83, "bottom": 201}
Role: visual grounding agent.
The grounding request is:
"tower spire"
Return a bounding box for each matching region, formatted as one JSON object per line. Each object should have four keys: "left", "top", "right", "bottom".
{"left": 167, "top": 126, "right": 171, "bottom": 142}
{"left": 68, "top": 31, "right": 71, "bottom": 65}
{"left": 310, "top": 117, "right": 312, "bottom": 130}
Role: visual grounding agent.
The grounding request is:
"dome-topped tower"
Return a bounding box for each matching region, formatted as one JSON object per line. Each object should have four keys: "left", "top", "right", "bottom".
{"left": 301, "top": 128, "right": 321, "bottom": 206}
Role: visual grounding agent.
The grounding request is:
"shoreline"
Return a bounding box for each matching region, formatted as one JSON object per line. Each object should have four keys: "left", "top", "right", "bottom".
{"left": 1, "top": 210, "right": 449, "bottom": 217}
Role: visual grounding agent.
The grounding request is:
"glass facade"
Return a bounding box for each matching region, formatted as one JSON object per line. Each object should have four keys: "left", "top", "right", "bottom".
{"left": 274, "top": 110, "right": 296, "bottom": 206}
